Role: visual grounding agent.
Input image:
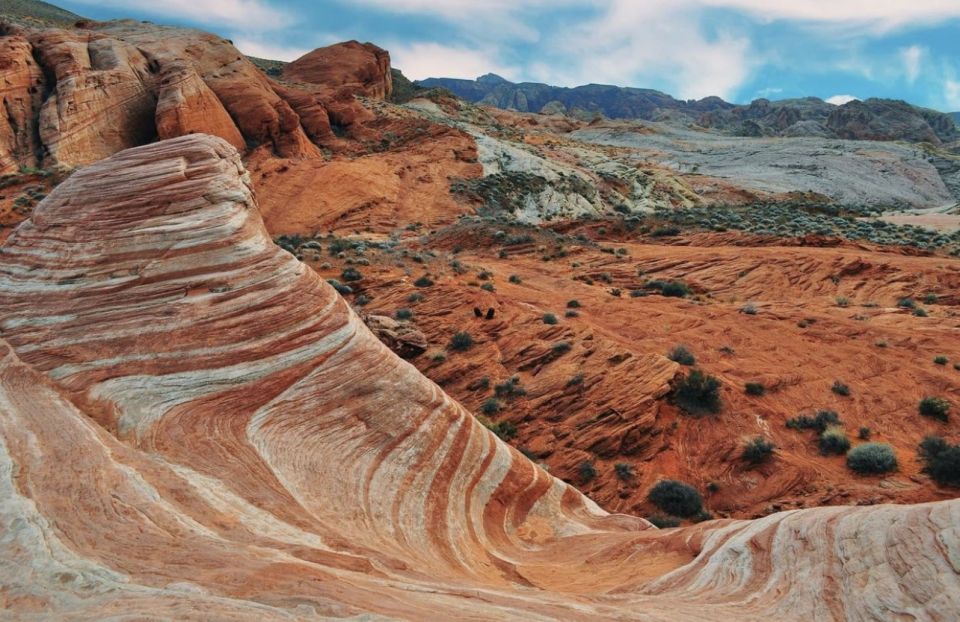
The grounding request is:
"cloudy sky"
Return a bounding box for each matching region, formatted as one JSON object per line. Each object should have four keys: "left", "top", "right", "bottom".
{"left": 58, "top": 0, "right": 960, "bottom": 110}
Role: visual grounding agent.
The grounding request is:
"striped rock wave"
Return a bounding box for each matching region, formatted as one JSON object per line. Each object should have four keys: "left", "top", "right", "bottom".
{"left": 0, "top": 134, "right": 957, "bottom": 620}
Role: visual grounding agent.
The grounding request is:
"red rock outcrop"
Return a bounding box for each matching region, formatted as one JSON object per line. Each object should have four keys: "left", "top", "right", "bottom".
{"left": 154, "top": 63, "right": 245, "bottom": 150}
{"left": 0, "top": 134, "right": 957, "bottom": 620}
{"left": 0, "top": 31, "right": 45, "bottom": 173}
{"left": 284, "top": 40, "right": 392, "bottom": 100}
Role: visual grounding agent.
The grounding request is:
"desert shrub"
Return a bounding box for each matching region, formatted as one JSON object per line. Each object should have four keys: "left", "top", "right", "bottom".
{"left": 326, "top": 279, "right": 353, "bottom": 295}
{"left": 831, "top": 380, "right": 851, "bottom": 396}
{"left": 648, "top": 480, "right": 703, "bottom": 518}
{"left": 659, "top": 281, "right": 689, "bottom": 297}
{"left": 740, "top": 303, "right": 758, "bottom": 315}
{"left": 646, "top": 515, "right": 681, "bottom": 528}
{"left": 394, "top": 308, "right": 414, "bottom": 320}
{"left": 745, "top": 382, "right": 765, "bottom": 396}
{"left": 542, "top": 313, "right": 558, "bottom": 325}
{"left": 413, "top": 276, "right": 434, "bottom": 287}
{"left": 787, "top": 410, "right": 840, "bottom": 432}
{"left": 847, "top": 443, "right": 897, "bottom": 474}
{"left": 552, "top": 341, "right": 572, "bottom": 354}
{"left": 430, "top": 351, "right": 446, "bottom": 363}
{"left": 407, "top": 292, "right": 425, "bottom": 303}
{"left": 481, "top": 398, "right": 501, "bottom": 415}
{"left": 742, "top": 437, "right": 775, "bottom": 464}
{"left": 934, "top": 355, "right": 948, "bottom": 366}
{"left": 494, "top": 376, "right": 526, "bottom": 400}
{"left": 667, "top": 345, "right": 695, "bottom": 366}
{"left": 614, "top": 463, "right": 634, "bottom": 481}
{"left": 340, "top": 267, "right": 363, "bottom": 282}
{"left": 480, "top": 282, "right": 495, "bottom": 292}
{"left": 486, "top": 420, "right": 517, "bottom": 441}
{"left": 578, "top": 461, "right": 598, "bottom": 483}
{"left": 566, "top": 373, "right": 585, "bottom": 387}
{"left": 651, "top": 226, "right": 681, "bottom": 237}
{"left": 565, "top": 310, "right": 580, "bottom": 318}
{"left": 914, "top": 308, "right": 928, "bottom": 317}
{"left": 672, "top": 369, "right": 722, "bottom": 415}
{"left": 897, "top": 297, "right": 916, "bottom": 309}
{"left": 449, "top": 331, "right": 474, "bottom": 351}
{"left": 567, "top": 299, "right": 581, "bottom": 308}
{"left": 919, "top": 397, "right": 950, "bottom": 422}
{"left": 508, "top": 274, "right": 522, "bottom": 284}
{"left": 835, "top": 296, "right": 849, "bottom": 307}
{"left": 858, "top": 427, "right": 871, "bottom": 440}
{"left": 819, "top": 426, "right": 851, "bottom": 455}
{"left": 924, "top": 293, "right": 938, "bottom": 304}
{"left": 919, "top": 436, "right": 960, "bottom": 487}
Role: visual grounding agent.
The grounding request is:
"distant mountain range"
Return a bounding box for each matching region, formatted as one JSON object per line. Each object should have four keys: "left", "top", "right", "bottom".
{"left": 418, "top": 74, "right": 959, "bottom": 145}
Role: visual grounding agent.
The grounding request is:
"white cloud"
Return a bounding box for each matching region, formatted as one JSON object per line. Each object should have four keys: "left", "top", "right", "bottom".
{"left": 390, "top": 43, "right": 518, "bottom": 81}
{"left": 68, "top": 0, "right": 291, "bottom": 30}
{"left": 945, "top": 80, "right": 960, "bottom": 110}
{"left": 697, "top": 0, "right": 960, "bottom": 30}
{"left": 231, "top": 33, "right": 343, "bottom": 62}
{"left": 826, "top": 94, "right": 859, "bottom": 105}
{"left": 899, "top": 46, "right": 925, "bottom": 83}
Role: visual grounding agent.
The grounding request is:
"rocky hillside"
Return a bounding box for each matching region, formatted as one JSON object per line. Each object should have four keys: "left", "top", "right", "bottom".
{"left": 1, "top": 134, "right": 958, "bottom": 620}
{"left": 420, "top": 74, "right": 959, "bottom": 144}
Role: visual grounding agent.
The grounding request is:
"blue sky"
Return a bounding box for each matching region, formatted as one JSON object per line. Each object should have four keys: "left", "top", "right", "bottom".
{"left": 57, "top": 1, "right": 960, "bottom": 110}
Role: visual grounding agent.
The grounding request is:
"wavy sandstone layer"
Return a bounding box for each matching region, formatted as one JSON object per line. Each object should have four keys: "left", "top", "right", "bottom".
{"left": 0, "top": 135, "right": 957, "bottom": 620}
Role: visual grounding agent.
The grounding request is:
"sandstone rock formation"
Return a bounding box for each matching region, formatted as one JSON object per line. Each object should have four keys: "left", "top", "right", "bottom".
{"left": 284, "top": 40, "right": 392, "bottom": 100}
{"left": 0, "top": 134, "right": 958, "bottom": 620}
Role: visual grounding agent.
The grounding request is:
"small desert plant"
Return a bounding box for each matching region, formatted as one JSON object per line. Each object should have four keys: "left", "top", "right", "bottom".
{"left": 924, "top": 293, "right": 938, "bottom": 305}
{"left": 326, "top": 279, "right": 353, "bottom": 295}
{"left": 742, "top": 437, "right": 775, "bottom": 464}
{"left": 934, "top": 355, "right": 948, "bottom": 366}
{"left": 394, "top": 308, "right": 414, "bottom": 320}
{"left": 787, "top": 410, "right": 840, "bottom": 433}
{"left": 918, "top": 436, "right": 960, "bottom": 487}
{"left": 819, "top": 426, "right": 851, "bottom": 455}
{"left": 847, "top": 443, "right": 897, "bottom": 474}
{"left": 508, "top": 274, "right": 522, "bottom": 284}
{"left": 565, "top": 309, "right": 579, "bottom": 318}
{"left": 671, "top": 369, "right": 722, "bottom": 415}
{"left": 481, "top": 398, "right": 501, "bottom": 415}
{"left": 831, "top": 380, "right": 851, "bottom": 396}
{"left": 858, "top": 427, "right": 871, "bottom": 440}
{"left": 578, "top": 460, "right": 598, "bottom": 483}
{"left": 413, "top": 276, "right": 434, "bottom": 287}
{"left": 835, "top": 296, "right": 849, "bottom": 307}
{"left": 648, "top": 480, "right": 703, "bottom": 518}
{"left": 897, "top": 297, "right": 916, "bottom": 309}
{"left": 542, "top": 313, "right": 558, "bottom": 325}
{"left": 744, "top": 382, "right": 765, "bottom": 396}
{"left": 566, "top": 373, "right": 585, "bottom": 387}
{"left": 667, "top": 345, "right": 696, "bottom": 366}
{"left": 486, "top": 420, "right": 517, "bottom": 441}
{"left": 566, "top": 299, "right": 581, "bottom": 308}
{"left": 407, "top": 292, "right": 425, "bottom": 303}
{"left": 552, "top": 341, "right": 572, "bottom": 354}
{"left": 340, "top": 267, "right": 363, "bottom": 282}
{"left": 919, "top": 397, "right": 950, "bottom": 422}
{"left": 740, "top": 303, "right": 758, "bottom": 315}
{"left": 494, "top": 376, "right": 526, "bottom": 400}
{"left": 614, "top": 463, "right": 634, "bottom": 481}
{"left": 449, "top": 331, "right": 474, "bottom": 351}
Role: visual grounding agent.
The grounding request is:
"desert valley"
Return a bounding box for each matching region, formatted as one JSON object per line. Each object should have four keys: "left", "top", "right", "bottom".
{"left": 0, "top": 1, "right": 958, "bottom": 620}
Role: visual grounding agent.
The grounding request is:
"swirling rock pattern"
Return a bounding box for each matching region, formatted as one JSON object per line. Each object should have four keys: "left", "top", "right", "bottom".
{"left": 0, "top": 134, "right": 957, "bottom": 620}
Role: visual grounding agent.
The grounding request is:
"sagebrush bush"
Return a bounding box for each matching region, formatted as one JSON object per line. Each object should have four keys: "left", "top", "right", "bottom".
{"left": 481, "top": 398, "right": 501, "bottom": 415}
{"left": 394, "top": 308, "right": 413, "bottom": 320}
{"left": 614, "top": 463, "right": 634, "bottom": 481}
{"left": 566, "top": 299, "right": 581, "bottom": 308}
{"left": 847, "top": 443, "right": 897, "bottom": 474}
{"left": 819, "top": 426, "right": 851, "bottom": 455}
{"left": 919, "top": 436, "right": 960, "bottom": 487}
{"left": 919, "top": 397, "right": 950, "bottom": 422}
{"left": 742, "top": 437, "right": 775, "bottom": 464}
{"left": 542, "top": 313, "right": 558, "bottom": 325}
{"left": 934, "top": 355, "right": 948, "bottom": 366}
{"left": 671, "top": 369, "right": 722, "bottom": 415}
{"left": 578, "top": 460, "right": 598, "bottom": 483}
{"left": 667, "top": 345, "right": 696, "bottom": 366}
{"left": 413, "top": 276, "right": 433, "bottom": 287}
{"left": 647, "top": 480, "right": 703, "bottom": 518}
{"left": 449, "top": 331, "right": 474, "bottom": 351}
{"left": 787, "top": 410, "right": 840, "bottom": 432}
{"left": 340, "top": 267, "right": 362, "bottom": 282}
{"left": 831, "top": 380, "right": 851, "bottom": 396}
{"left": 745, "top": 382, "right": 765, "bottom": 396}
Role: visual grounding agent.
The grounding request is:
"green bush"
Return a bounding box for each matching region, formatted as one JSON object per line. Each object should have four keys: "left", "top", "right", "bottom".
{"left": 671, "top": 369, "right": 722, "bottom": 415}
{"left": 407, "top": 292, "right": 425, "bottom": 303}
{"left": 786, "top": 410, "right": 840, "bottom": 432}
{"left": 667, "top": 345, "right": 695, "bottom": 366}
{"left": 648, "top": 480, "right": 703, "bottom": 518}
{"left": 614, "top": 463, "right": 634, "bottom": 481}
{"left": 918, "top": 436, "right": 960, "bottom": 487}
{"left": 578, "top": 461, "right": 598, "bottom": 483}
{"left": 481, "top": 398, "right": 501, "bottom": 415}
{"left": 745, "top": 382, "right": 765, "bottom": 396}
{"left": 494, "top": 376, "right": 526, "bottom": 400}
{"left": 449, "top": 331, "right": 474, "bottom": 351}
{"left": 552, "top": 341, "right": 572, "bottom": 354}
{"left": 566, "top": 299, "right": 581, "bottom": 308}
{"left": 326, "top": 279, "right": 353, "bottom": 295}
{"left": 486, "top": 420, "right": 517, "bottom": 441}
{"left": 341, "top": 267, "right": 363, "bottom": 282}
{"left": 819, "top": 426, "right": 851, "bottom": 455}
{"left": 934, "top": 355, "right": 948, "bottom": 366}
{"left": 858, "top": 427, "right": 871, "bottom": 440}
{"left": 508, "top": 274, "right": 522, "bottom": 284}
{"left": 413, "top": 276, "right": 434, "bottom": 287}
{"left": 394, "top": 308, "right": 414, "bottom": 320}
{"left": 742, "top": 437, "right": 775, "bottom": 464}
{"left": 919, "top": 397, "right": 950, "bottom": 422}
{"left": 847, "top": 443, "right": 897, "bottom": 474}
{"left": 542, "top": 313, "right": 558, "bottom": 325}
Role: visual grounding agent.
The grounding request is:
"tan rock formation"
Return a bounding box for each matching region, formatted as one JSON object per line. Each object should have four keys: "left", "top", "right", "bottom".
{"left": 0, "top": 31, "right": 45, "bottom": 173}
{"left": 284, "top": 40, "right": 392, "bottom": 100}
{"left": 0, "top": 134, "right": 957, "bottom": 620}
{"left": 155, "top": 63, "right": 245, "bottom": 150}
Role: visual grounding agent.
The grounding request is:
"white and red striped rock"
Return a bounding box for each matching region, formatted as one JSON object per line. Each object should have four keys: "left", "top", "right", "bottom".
{"left": 0, "top": 135, "right": 956, "bottom": 620}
